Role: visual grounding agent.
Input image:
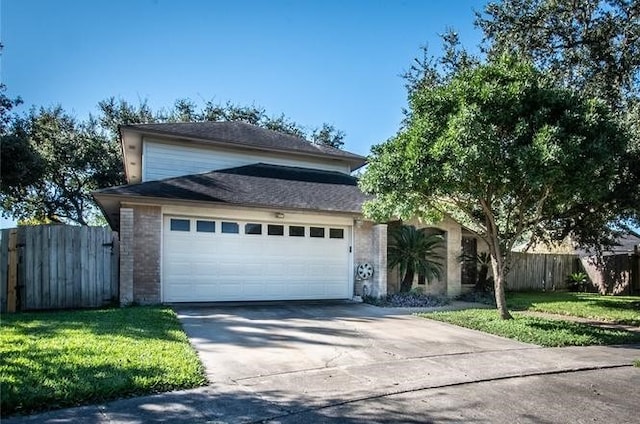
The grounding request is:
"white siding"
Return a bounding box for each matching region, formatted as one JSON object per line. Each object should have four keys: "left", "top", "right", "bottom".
{"left": 142, "top": 139, "right": 350, "bottom": 182}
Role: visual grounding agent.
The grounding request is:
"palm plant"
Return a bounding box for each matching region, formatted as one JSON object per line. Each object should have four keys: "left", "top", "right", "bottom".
{"left": 566, "top": 271, "right": 589, "bottom": 292}
{"left": 459, "top": 251, "right": 494, "bottom": 292}
{"left": 388, "top": 225, "right": 445, "bottom": 293}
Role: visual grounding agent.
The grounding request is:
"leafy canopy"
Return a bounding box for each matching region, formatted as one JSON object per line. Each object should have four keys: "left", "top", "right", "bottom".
{"left": 361, "top": 55, "right": 631, "bottom": 252}
{"left": 1, "top": 107, "right": 121, "bottom": 225}
{"left": 477, "top": 0, "right": 640, "bottom": 110}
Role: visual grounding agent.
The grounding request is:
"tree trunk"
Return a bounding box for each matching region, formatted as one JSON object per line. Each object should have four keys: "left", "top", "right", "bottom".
{"left": 482, "top": 208, "right": 513, "bottom": 319}
{"left": 400, "top": 270, "right": 415, "bottom": 293}
{"left": 490, "top": 256, "right": 512, "bottom": 319}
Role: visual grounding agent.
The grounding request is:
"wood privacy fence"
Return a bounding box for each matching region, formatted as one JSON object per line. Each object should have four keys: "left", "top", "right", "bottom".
{"left": 0, "top": 226, "right": 119, "bottom": 312}
{"left": 580, "top": 252, "right": 640, "bottom": 295}
{"left": 506, "top": 252, "right": 580, "bottom": 291}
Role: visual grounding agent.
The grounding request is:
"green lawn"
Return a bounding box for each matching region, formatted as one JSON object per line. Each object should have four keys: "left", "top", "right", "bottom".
{"left": 420, "top": 309, "right": 640, "bottom": 347}
{"left": 506, "top": 292, "right": 640, "bottom": 325}
{"left": 0, "top": 306, "right": 206, "bottom": 417}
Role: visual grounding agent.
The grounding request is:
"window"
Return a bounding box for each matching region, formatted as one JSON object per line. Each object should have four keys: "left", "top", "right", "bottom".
{"left": 329, "top": 228, "right": 344, "bottom": 239}
{"left": 310, "top": 227, "right": 325, "bottom": 238}
{"left": 221, "top": 222, "right": 239, "bottom": 234}
{"left": 289, "top": 226, "right": 305, "bottom": 237}
{"left": 196, "top": 220, "right": 215, "bottom": 233}
{"left": 268, "top": 224, "right": 284, "bottom": 236}
{"left": 245, "top": 223, "right": 262, "bottom": 235}
{"left": 170, "top": 219, "right": 190, "bottom": 232}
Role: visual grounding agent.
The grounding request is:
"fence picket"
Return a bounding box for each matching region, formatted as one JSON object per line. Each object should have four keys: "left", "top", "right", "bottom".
{"left": 507, "top": 253, "right": 580, "bottom": 291}
{"left": 0, "top": 230, "right": 9, "bottom": 312}
{"left": 0, "top": 225, "right": 119, "bottom": 311}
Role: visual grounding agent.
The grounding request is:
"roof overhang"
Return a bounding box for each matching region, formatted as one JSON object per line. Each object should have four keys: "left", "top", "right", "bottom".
{"left": 121, "top": 128, "right": 143, "bottom": 184}
{"left": 93, "top": 192, "right": 365, "bottom": 231}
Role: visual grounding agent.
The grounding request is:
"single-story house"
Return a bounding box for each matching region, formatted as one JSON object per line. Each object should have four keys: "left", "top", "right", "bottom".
{"left": 93, "top": 122, "right": 477, "bottom": 304}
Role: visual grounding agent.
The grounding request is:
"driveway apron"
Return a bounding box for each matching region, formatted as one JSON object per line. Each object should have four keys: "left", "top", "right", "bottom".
{"left": 173, "top": 302, "right": 532, "bottom": 383}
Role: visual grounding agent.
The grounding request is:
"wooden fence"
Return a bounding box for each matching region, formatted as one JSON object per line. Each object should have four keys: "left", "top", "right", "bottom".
{"left": 0, "top": 225, "right": 119, "bottom": 312}
{"left": 580, "top": 252, "right": 640, "bottom": 295}
{"left": 506, "top": 252, "right": 580, "bottom": 291}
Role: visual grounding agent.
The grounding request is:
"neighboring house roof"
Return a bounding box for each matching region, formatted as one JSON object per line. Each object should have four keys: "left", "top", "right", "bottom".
{"left": 94, "top": 163, "right": 370, "bottom": 229}
{"left": 120, "top": 121, "right": 367, "bottom": 183}
{"left": 577, "top": 230, "right": 640, "bottom": 256}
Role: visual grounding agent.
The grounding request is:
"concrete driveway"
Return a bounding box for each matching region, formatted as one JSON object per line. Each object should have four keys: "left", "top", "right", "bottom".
{"left": 7, "top": 302, "right": 639, "bottom": 423}
{"left": 175, "top": 301, "right": 532, "bottom": 383}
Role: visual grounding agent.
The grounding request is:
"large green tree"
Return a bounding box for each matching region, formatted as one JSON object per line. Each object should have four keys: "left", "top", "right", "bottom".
{"left": 0, "top": 84, "right": 45, "bottom": 197}
{"left": 1, "top": 107, "right": 121, "bottom": 225}
{"left": 360, "top": 56, "right": 635, "bottom": 319}
{"left": 476, "top": 0, "right": 640, "bottom": 235}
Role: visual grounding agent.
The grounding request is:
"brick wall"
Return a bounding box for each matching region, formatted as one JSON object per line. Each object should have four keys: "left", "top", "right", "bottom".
{"left": 353, "top": 221, "right": 387, "bottom": 297}
{"left": 132, "top": 206, "right": 162, "bottom": 304}
{"left": 119, "top": 208, "right": 134, "bottom": 305}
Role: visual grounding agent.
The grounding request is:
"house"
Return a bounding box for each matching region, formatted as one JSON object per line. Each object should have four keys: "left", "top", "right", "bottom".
{"left": 93, "top": 122, "right": 471, "bottom": 304}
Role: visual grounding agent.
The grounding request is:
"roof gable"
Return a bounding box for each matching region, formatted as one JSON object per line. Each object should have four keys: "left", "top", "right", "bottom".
{"left": 125, "top": 121, "right": 363, "bottom": 161}
{"left": 121, "top": 121, "right": 367, "bottom": 184}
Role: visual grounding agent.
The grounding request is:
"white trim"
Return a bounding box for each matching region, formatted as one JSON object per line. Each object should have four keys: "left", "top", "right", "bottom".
{"left": 141, "top": 138, "right": 148, "bottom": 182}
{"left": 162, "top": 204, "right": 354, "bottom": 226}
{"left": 159, "top": 209, "right": 164, "bottom": 302}
{"left": 349, "top": 221, "right": 355, "bottom": 297}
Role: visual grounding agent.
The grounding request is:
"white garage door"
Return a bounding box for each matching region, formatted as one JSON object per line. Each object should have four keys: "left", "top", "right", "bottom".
{"left": 162, "top": 215, "right": 351, "bottom": 302}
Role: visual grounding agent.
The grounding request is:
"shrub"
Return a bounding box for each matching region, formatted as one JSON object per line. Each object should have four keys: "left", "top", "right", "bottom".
{"left": 364, "top": 291, "right": 450, "bottom": 308}
{"left": 566, "top": 272, "right": 589, "bottom": 292}
{"left": 457, "top": 290, "right": 496, "bottom": 305}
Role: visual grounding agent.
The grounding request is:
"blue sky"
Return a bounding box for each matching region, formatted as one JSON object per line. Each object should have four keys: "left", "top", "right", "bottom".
{"left": 2, "top": 0, "right": 485, "bottom": 157}
{"left": 1, "top": 0, "right": 487, "bottom": 228}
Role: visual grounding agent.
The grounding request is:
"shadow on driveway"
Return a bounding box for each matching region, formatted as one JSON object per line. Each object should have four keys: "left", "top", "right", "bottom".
{"left": 173, "top": 301, "right": 533, "bottom": 382}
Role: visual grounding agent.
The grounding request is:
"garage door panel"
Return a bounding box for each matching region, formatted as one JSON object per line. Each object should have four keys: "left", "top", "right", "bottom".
{"left": 163, "top": 216, "right": 351, "bottom": 302}
{"left": 216, "top": 263, "right": 242, "bottom": 276}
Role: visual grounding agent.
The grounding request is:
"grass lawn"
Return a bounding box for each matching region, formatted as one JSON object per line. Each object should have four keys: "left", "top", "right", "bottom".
{"left": 506, "top": 292, "right": 640, "bottom": 326}
{"left": 0, "top": 306, "right": 206, "bottom": 417}
{"left": 419, "top": 309, "right": 640, "bottom": 347}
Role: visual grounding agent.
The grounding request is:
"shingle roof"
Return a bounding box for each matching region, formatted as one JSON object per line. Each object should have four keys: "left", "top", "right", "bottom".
{"left": 95, "top": 163, "right": 370, "bottom": 214}
{"left": 121, "top": 121, "right": 366, "bottom": 166}
{"left": 577, "top": 231, "right": 640, "bottom": 256}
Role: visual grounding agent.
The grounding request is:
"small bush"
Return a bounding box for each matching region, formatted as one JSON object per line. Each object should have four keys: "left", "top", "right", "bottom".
{"left": 566, "top": 272, "right": 589, "bottom": 292}
{"left": 364, "top": 292, "right": 450, "bottom": 308}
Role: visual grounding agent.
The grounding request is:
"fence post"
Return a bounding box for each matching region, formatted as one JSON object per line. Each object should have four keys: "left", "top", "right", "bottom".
{"left": 7, "top": 229, "right": 18, "bottom": 312}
